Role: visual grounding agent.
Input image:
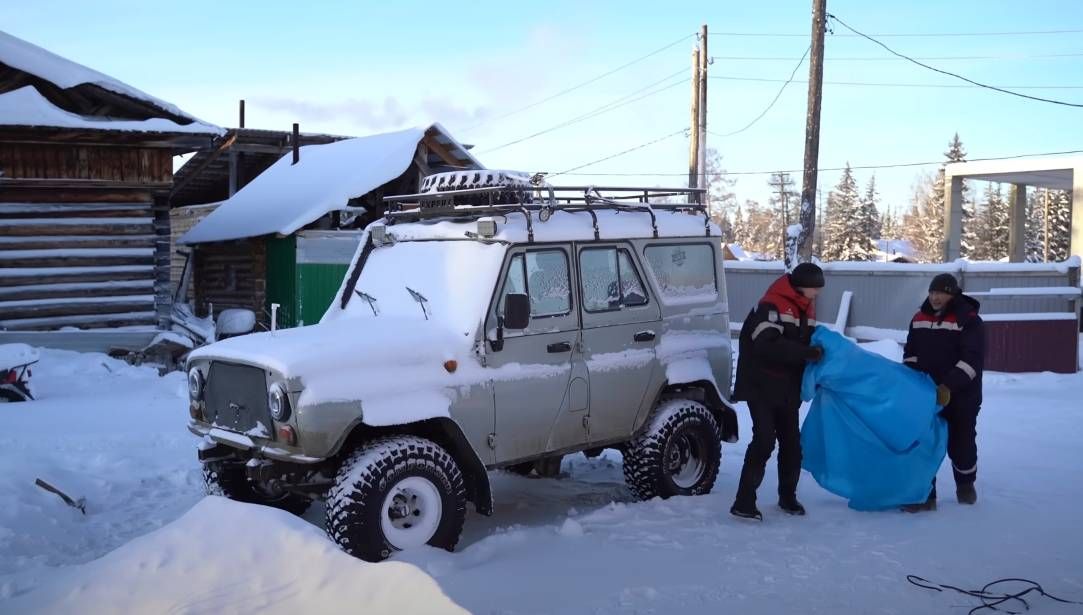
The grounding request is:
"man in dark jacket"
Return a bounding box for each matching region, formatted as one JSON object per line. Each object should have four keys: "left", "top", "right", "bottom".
{"left": 731, "top": 263, "right": 825, "bottom": 521}
{"left": 902, "top": 273, "right": 985, "bottom": 512}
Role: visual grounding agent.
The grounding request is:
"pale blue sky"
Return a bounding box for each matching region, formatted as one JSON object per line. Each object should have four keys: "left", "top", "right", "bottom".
{"left": 5, "top": 0, "right": 1082, "bottom": 212}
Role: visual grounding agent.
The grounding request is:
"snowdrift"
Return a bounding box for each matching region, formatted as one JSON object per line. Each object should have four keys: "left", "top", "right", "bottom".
{"left": 4, "top": 497, "right": 467, "bottom": 615}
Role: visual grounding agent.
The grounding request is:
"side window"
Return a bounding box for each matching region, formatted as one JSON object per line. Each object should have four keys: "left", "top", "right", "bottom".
{"left": 644, "top": 243, "right": 718, "bottom": 305}
{"left": 580, "top": 247, "right": 650, "bottom": 312}
{"left": 499, "top": 250, "right": 571, "bottom": 318}
{"left": 526, "top": 250, "right": 571, "bottom": 317}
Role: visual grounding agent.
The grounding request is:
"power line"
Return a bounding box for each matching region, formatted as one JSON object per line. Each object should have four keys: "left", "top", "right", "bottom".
{"left": 463, "top": 33, "right": 694, "bottom": 132}
{"left": 708, "top": 46, "right": 810, "bottom": 139}
{"left": 827, "top": 13, "right": 1083, "bottom": 108}
{"left": 479, "top": 70, "right": 688, "bottom": 154}
{"left": 708, "top": 28, "right": 1083, "bottom": 38}
{"left": 709, "top": 75, "right": 1083, "bottom": 90}
{"left": 545, "top": 128, "right": 689, "bottom": 179}
{"left": 551, "top": 148, "right": 1083, "bottom": 177}
{"left": 710, "top": 52, "right": 1083, "bottom": 61}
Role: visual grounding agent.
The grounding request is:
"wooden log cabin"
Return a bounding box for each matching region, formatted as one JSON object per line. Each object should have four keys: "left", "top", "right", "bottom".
{"left": 0, "top": 30, "right": 221, "bottom": 340}
{"left": 179, "top": 124, "right": 482, "bottom": 328}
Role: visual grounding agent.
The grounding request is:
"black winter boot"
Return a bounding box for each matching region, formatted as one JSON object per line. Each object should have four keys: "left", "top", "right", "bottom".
{"left": 778, "top": 496, "right": 806, "bottom": 516}
{"left": 901, "top": 493, "right": 937, "bottom": 513}
{"left": 730, "top": 502, "right": 763, "bottom": 521}
{"left": 956, "top": 483, "right": 977, "bottom": 505}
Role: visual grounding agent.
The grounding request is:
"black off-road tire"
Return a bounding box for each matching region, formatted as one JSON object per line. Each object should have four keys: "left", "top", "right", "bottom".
{"left": 506, "top": 461, "right": 536, "bottom": 476}
{"left": 622, "top": 398, "right": 722, "bottom": 501}
{"left": 325, "top": 435, "right": 467, "bottom": 562}
{"left": 202, "top": 462, "right": 312, "bottom": 516}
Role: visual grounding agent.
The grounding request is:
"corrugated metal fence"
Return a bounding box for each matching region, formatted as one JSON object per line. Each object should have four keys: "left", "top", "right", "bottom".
{"left": 723, "top": 260, "right": 1081, "bottom": 335}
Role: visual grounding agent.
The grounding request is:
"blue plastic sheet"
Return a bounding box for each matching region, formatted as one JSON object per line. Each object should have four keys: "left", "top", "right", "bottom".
{"left": 800, "top": 327, "right": 947, "bottom": 510}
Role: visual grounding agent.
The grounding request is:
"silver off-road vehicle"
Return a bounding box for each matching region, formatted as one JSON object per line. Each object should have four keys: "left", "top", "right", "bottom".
{"left": 186, "top": 172, "right": 739, "bottom": 561}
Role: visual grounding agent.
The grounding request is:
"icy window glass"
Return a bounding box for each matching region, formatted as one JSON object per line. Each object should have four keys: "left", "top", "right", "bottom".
{"left": 644, "top": 244, "right": 718, "bottom": 305}
{"left": 498, "top": 254, "right": 527, "bottom": 316}
{"left": 526, "top": 250, "right": 571, "bottom": 317}
{"left": 499, "top": 250, "right": 570, "bottom": 318}
{"left": 580, "top": 248, "right": 650, "bottom": 312}
{"left": 618, "top": 250, "right": 648, "bottom": 307}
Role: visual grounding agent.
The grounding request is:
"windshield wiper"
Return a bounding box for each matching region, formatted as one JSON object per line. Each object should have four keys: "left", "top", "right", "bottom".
{"left": 405, "top": 286, "right": 430, "bottom": 320}
{"left": 353, "top": 290, "right": 379, "bottom": 316}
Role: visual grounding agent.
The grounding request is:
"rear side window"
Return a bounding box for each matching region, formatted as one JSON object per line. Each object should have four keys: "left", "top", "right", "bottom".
{"left": 644, "top": 244, "right": 718, "bottom": 305}
{"left": 580, "top": 248, "right": 649, "bottom": 312}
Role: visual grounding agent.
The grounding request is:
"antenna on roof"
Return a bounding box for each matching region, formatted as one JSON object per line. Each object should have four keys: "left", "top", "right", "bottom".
{"left": 292, "top": 123, "right": 300, "bottom": 165}
{"left": 239, "top": 100, "right": 245, "bottom": 128}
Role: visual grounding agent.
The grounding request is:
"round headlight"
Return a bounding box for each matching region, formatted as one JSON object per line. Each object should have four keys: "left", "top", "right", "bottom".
{"left": 269, "top": 384, "right": 290, "bottom": 422}
{"left": 188, "top": 369, "right": 204, "bottom": 400}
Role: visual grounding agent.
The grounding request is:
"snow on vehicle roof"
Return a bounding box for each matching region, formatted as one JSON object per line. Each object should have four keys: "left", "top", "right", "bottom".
{"left": 0, "top": 86, "right": 221, "bottom": 135}
{"left": 0, "top": 29, "right": 217, "bottom": 129}
{"left": 180, "top": 124, "right": 481, "bottom": 245}
{"left": 387, "top": 208, "right": 720, "bottom": 243}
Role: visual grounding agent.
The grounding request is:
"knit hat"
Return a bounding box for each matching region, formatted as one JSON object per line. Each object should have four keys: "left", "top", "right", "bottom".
{"left": 928, "top": 273, "right": 961, "bottom": 295}
{"left": 789, "top": 263, "right": 825, "bottom": 289}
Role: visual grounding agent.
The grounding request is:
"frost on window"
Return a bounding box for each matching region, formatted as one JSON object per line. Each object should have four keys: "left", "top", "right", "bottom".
{"left": 526, "top": 250, "right": 570, "bottom": 316}
{"left": 501, "top": 251, "right": 571, "bottom": 318}
{"left": 580, "top": 248, "right": 650, "bottom": 312}
{"left": 498, "top": 253, "right": 527, "bottom": 316}
{"left": 618, "top": 251, "right": 648, "bottom": 306}
{"left": 644, "top": 244, "right": 717, "bottom": 305}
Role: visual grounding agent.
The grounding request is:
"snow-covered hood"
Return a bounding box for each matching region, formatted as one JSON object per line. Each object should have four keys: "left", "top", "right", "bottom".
{"left": 188, "top": 316, "right": 472, "bottom": 385}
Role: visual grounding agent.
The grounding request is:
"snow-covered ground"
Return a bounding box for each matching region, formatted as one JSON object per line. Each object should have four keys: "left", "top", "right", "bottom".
{"left": 2, "top": 344, "right": 1082, "bottom": 614}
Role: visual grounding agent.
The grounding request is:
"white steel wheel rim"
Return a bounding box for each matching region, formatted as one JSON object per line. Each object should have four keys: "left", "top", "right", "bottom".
{"left": 666, "top": 432, "right": 706, "bottom": 489}
{"left": 380, "top": 476, "right": 443, "bottom": 550}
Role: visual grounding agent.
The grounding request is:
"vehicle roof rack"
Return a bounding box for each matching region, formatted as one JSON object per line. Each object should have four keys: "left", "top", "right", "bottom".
{"left": 382, "top": 172, "right": 712, "bottom": 241}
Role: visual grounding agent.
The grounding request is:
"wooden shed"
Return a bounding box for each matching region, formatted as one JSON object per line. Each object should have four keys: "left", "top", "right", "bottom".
{"left": 178, "top": 124, "right": 482, "bottom": 328}
{"left": 0, "top": 30, "right": 220, "bottom": 339}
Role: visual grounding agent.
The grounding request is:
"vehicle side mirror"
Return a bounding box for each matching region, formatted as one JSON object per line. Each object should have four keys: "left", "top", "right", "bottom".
{"left": 216, "top": 308, "right": 257, "bottom": 339}
{"left": 503, "top": 293, "right": 530, "bottom": 330}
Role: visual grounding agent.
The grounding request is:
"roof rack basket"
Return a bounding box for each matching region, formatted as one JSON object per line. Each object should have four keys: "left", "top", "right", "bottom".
{"left": 381, "top": 172, "right": 712, "bottom": 240}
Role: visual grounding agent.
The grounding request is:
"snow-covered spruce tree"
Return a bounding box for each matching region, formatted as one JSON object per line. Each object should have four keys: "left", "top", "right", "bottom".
{"left": 974, "top": 183, "right": 1010, "bottom": 261}
{"left": 857, "top": 175, "right": 882, "bottom": 259}
{"left": 1048, "top": 189, "right": 1073, "bottom": 261}
{"left": 901, "top": 171, "right": 945, "bottom": 262}
{"left": 731, "top": 200, "right": 747, "bottom": 247}
{"left": 704, "top": 149, "right": 737, "bottom": 242}
{"left": 1025, "top": 188, "right": 1045, "bottom": 262}
{"left": 943, "top": 134, "right": 979, "bottom": 259}
{"left": 821, "top": 164, "right": 866, "bottom": 261}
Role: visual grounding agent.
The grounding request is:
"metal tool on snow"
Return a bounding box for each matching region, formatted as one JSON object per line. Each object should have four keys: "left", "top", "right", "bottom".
{"left": 34, "top": 478, "right": 86, "bottom": 515}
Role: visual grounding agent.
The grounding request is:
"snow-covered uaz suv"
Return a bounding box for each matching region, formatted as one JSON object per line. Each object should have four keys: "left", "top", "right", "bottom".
{"left": 186, "top": 173, "right": 739, "bottom": 561}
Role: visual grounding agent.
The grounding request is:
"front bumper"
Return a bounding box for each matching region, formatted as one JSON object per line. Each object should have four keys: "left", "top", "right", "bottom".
{"left": 189, "top": 421, "right": 322, "bottom": 464}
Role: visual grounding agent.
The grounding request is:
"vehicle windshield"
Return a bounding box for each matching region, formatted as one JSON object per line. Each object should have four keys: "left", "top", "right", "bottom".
{"left": 327, "top": 240, "right": 507, "bottom": 336}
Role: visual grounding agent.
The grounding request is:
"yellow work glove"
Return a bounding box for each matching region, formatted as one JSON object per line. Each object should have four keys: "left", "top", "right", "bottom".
{"left": 936, "top": 384, "right": 951, "bottom": 407}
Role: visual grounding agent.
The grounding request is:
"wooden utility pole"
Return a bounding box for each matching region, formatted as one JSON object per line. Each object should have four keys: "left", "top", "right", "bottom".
{"left": 796, "top": 0, "right": 827, "bottom": 263}
{"left": 688, "top": 46, "right": 701, "bottom": 192}
{"left": 698, "top": 24, "right": 708, "bottom": 202}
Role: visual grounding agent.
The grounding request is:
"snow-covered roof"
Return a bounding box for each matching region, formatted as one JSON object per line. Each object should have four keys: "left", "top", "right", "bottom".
{"left": 876, "top": 239, "right": 915, "bottom": 257}
{"left": 180, "top": 124, "right": 481, "bottom": 244}
{"left": 0, "top": 30, "right": 221, "bottom": 135}
{"left": 0, "top": 86, "right": 221, "bottom": 135}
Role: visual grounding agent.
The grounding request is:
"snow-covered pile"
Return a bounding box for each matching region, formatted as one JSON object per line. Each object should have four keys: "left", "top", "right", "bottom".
{"left": 4, "top": 498, "right": 466, "bottom": 615}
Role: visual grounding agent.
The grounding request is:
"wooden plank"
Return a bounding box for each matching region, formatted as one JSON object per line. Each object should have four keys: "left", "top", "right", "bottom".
{"left": 0, "top": 296, "right": 156, "bottom": 320}
{"left": 0, "top": 280, "right": 155, "bottom": 301}
{"left": 0, "top": 267, "right": 154, "bottom": 287}
{"left": 0, "top": 330, "right": 159, "bottom": 352}
{"left": 0, "top": 311, "right": 158, "bottom": 331}
{"left": 0, "top": 254, "right": 155, "bottom": 268}
{"left": 0, "top": 188, "right": 156, "bottom": 204}
{"left": 0, "top": 219, "right": 154, "bottom": 236}
{"left": 0, "top": 235, "right": 157, "bottom": 250}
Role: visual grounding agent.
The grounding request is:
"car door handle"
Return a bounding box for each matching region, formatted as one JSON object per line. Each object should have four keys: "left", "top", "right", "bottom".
{"left": 547, "top": 341, "right": 572, "bottom": 353}
{"left": 633, "top": 330, "right": 656, "bottom": 342}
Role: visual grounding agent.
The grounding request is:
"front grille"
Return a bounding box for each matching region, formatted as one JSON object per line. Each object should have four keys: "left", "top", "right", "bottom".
{"left": 204, "top": 362, "right": 273, "bottom": 439}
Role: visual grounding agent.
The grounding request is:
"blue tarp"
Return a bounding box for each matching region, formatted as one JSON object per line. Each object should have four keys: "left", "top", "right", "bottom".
{"left": 800, "top": 327, "right": 947, "bottom": 510}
